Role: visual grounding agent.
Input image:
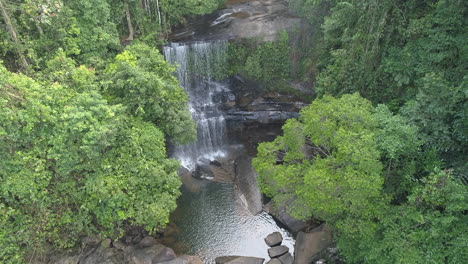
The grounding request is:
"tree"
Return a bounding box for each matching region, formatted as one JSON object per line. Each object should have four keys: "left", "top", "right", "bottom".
{"left": 373, "top": 104, "right": 422, "bottom": 202}
{"left": 159, "top": 0, "right": 225, "bottom": 26}
{"left": 104, "top": 43, "right": 196, "bottom": 144}
{"left": 340, "top": 170, "right": 468, "bottom": 264}
{"left": 401, "top": 74, "right": 467, "bottom": 158}
{"left": 0, "top": 61, "right": 183, "bottom": 262}
{"left": 253, "top": 94, "right": 386, "bottom": 224}
{"left": 0, "top": 0, "right": 29, "bottom": 71}
{"left": 253, "top": 93, "right": 441, "bottom": 263}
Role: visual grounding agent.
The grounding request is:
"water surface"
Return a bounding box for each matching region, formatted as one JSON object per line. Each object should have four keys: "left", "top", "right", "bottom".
{"left": 163, "top": 181, "right": 295, "bottom": 263}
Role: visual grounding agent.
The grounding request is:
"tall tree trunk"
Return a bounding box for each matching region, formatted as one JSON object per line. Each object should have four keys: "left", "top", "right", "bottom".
{"left": 124, "top": 0, "right": 134, "bottom": 40}
{"left": 0, "top": 0, "right": 28, "bottom": 71}
{"left": 156, "top": 0, "right": 161, "bottom": 25}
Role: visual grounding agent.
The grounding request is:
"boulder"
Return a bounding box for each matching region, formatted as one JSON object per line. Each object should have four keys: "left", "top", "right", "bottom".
{"left": 126, "top": 244, "right": 177, "bottom": 264}
{"left": 112, "top": 240, "right": 126, "bottom": 251}
{"left": 215, "top": 256, "right": 265, "bottom": 264}
{"left": 194, "top": 158, "right": 215, "bottom": 179}
{"left": 160, "top": 255, "right": 204, "bottom": 264}
{"left": 278, "top": 253, "right": 293, "bottom": 264}
{"left": 264, "top": 201, "right": 307, "bottom": 233}
{"left": 210, "top": 159, "right": 222, "bottom": 166}
{"left": 266, "top": 259, "right": 282, "bottom": 264}
{"left": 294, "top": 224, "right": 333, "bottom": 264}
{"left": 138, "top": 236, "right": 157, "bottom": 248}
{"left": 179, "top": 166, "right": 207, "bottom": 193}
{"left": 264, "top": 232, "right": 283, "bottom": 247}
{"left": 80, "top": 246, "right": 124, "bottom": 264}
{"left": 268, "top": 246, "right": 289, "bottom": 258}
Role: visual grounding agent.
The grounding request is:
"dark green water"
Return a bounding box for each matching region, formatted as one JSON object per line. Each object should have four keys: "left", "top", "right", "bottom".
{"left": 163, "top": 180, "right": 295, "bottom": 263}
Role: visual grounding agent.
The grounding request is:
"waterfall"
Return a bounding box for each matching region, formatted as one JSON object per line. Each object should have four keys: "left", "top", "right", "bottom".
{"left": 164, "top": 41, "right": 229, "bottom": 171}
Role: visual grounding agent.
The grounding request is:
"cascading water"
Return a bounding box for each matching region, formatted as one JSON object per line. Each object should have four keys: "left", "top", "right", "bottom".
{"left": 162, "top": 40, "right": 295, "bottom": 263}
{"left": 164, "top": 41, "right": 229, "bottom": 171}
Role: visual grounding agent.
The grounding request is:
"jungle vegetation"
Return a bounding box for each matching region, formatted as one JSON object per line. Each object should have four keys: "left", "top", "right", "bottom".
{"left": 254, "top": 1, "right": 467, "bottom": 263}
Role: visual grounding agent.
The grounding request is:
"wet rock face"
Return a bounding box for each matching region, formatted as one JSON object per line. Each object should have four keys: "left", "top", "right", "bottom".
{"left": 263, "top": 201, "right": 308, "bottom": 234}
{"left": 170, "top": 0, "right": 303, "bottom": 42}
{"left": 234, "top": 155, "right": 263, "bottom": 214}
{"left": 220, "top": 76, "right": 308, "bottom": 134}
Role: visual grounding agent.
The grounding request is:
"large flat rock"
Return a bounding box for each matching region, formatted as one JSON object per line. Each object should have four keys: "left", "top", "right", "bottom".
{"left": 170, "top": 0, "right": 303, "bottom": 42}
{"left": 215, "top": 256, "right": 265, "bottom": 264}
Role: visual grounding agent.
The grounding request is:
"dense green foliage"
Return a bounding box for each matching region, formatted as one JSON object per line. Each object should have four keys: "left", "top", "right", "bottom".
{"left": 289, "top": 0, "right": 467, "bottom": 165}
{"left": 0, "top": 41, "right": 195, "bottom": 261}
{"left": 256, "top": 1, "right": 467, "bottom": 262}
{"left": 158, "top": 0, "right": 226, "bottom": 26}
{"left": 225, "top": 31, "right": 292, "bottom": 87}
{"left": 2, "top": 0, "right": 467, "bottom": 262}
{"left": 255, "top": 94, "right": 386, "bottom": 222}
{"left": 254, "top": 94, "right": 468, "bottom": 263}
{"left": 0, "top": 0, "right": 226, "bottom": 71}
{"left": 104, "top": 43, "right": 196, "bottom": 144}
{"left": 0, "top": 1, "right": 222, "bottom": 261}
{"left": 0, "top": 4, "right": 202, "bottom": 259}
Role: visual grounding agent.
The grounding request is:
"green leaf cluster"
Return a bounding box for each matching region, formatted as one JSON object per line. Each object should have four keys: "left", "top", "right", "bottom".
{"left": 226, "top": 31, "right": 291, "bottom": 85}
{"left": 254, "top": 94, "right": 387, "bottom": 224}
{"left": 0, "top": 0, "right": 227, "bottom": 71}
{"left": 0, "top": 42, "right": 194, "bottom": 262}
{"left": 254, "top": 93, "right": 467, "bottom": 263}
{"left": 104, "top": 43, "right": 196, "bottom": 144}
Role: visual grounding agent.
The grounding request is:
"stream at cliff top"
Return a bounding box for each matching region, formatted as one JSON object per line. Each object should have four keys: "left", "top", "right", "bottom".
{"left": 162, "top": 41, "right": 295, "bottom": 263}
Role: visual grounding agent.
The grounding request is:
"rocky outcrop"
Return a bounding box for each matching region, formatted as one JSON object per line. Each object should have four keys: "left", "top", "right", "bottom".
{"left": 234, "top": 155, "right": 263, "bottom": 214}
{"left": 221, "top": 77, "right": 309, "bottom": 126}
{"left": 125, "top": 243, "right": 176, "bottom": 264}
{"left": 47, "top": 236, "right": 200, "bottom": 264}
{"left": 294, "top": 225, "right": 333, "bottom": 264}
{"left": 263, "top": 201, "right": 308, "bottom": 234}
{"left": 170, "top": 0, "right": 303, "bottom": 42}
{"left": 225, "top": 110, "right": 300, "bottom": 124}
{"left": 215, "top": 256, "right": 265, "bottom": 264}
